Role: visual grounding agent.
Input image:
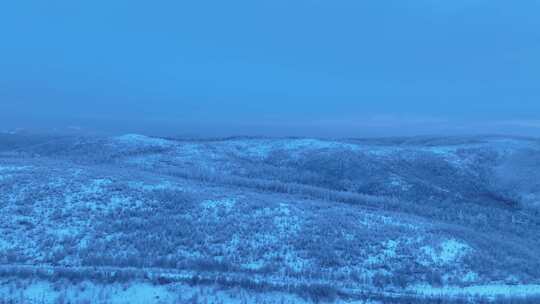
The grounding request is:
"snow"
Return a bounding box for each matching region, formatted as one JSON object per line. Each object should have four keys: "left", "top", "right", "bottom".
{"left": 420, "top": 239, "right": 471, "bottom": 266}
{"left": 410, "top": 283, "right": 540, "bottom": 298}
{"left": 0, "top": 165, "right": 32, "bottom": 181}
{"left": 126, "top": 154, "right": 162, "bottom": 167}
{"left": 229, "top": 140, "right": 275, "bottom": 158}
{"left": 2, "top": 135, "right": 540, "bottom": 303}
{"left": 0, "top": 280, "right": 175, "bottom": 304}
{"left": 63, "top": 178, "right": 113, "bottom": 208}
{"left": 0, "top": 238, "right": 10, "bottom": 251}
{"left": 81, "top": 178, "right": 112, "bottom": 195}
{"left": 108, "top": 283, "right": 174, "bottom": 304}
{"left": 200, "top": 198, "right": 237, "bottom": 214}
{"left": 273, "top": 203, "right": 302, "bottom": 234}
{"left": 0, "top": 278, "right": 370, "bottom": 304}
{"left": 0, "top": 165, "right": 32, "bottom": 172}
{"left": 114, "top": 134, "right": 173, "bottom": 148}
{"left": 224, "top": 138, "right": 362, "bottom": 159}
{"left": 357, "top": 213, "right": 418, "bottom": 231}
{"left": 243, "top": 203, "right": 309, "bottom": 273}
{"left": 129, "top": 180, "right": 183, "bottom": 192}
{"left": 462, "top": 271, "right": 479, "bottom": 283}
{"left": 439, "top": 239, "right": 471, "bottom": 263}
{"left": 281, "top": 138, "right": 361, "bottom": 151}
{"left": 388, "top": 174, "right": 412, "bottom": 191}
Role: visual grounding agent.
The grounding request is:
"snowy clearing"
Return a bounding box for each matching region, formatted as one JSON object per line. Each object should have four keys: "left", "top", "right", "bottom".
{"left": 409, "top": 284, "right": 540, "bottom": 299}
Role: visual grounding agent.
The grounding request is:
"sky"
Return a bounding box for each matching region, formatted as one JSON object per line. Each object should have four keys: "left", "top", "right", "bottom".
{"left": 0, "top": 0, "right": 539, "bottom": 138}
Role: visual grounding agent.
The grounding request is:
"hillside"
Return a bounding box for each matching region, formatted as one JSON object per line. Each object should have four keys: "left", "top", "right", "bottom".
{"left": 1, "top": 133, "right": 540, "bottom": 303}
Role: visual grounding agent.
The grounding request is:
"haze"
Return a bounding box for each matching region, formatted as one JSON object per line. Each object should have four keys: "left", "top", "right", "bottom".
{"left": 1, "top": 0, "right": 539, "bottom": 137}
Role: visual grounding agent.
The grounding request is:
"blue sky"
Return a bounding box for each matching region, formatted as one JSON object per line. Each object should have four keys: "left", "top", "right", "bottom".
{"left": 1, "top": 0, "right": 539, "bottom": 137}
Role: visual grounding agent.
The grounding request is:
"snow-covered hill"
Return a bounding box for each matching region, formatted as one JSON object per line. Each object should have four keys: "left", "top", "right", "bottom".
{"left": 1, "top": 134, "right": 540, "bottom": 303}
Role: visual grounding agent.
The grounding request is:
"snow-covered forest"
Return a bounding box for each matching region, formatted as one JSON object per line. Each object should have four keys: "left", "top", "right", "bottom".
{"left": 1, "top": 133, "right": 540, "bottom": 303}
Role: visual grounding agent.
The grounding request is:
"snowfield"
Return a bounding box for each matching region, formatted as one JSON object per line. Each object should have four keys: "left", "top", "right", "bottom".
{"left": 0, "top": 278, "right": 328, "bottom": 304}
{"left": 410, "top": 284, "right": 540, "bottom": 299}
